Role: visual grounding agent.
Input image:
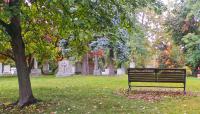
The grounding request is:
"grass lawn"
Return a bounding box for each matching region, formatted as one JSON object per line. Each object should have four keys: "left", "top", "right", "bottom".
{"left": 0, "top": 75, "right": 200, "bottom": 114}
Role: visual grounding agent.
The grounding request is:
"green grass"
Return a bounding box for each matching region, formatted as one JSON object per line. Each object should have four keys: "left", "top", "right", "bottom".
{"left": 0, "top": 75, "right": 200, "bottom": 114}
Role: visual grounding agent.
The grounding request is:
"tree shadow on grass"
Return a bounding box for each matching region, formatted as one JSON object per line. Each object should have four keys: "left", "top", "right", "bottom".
{"left": 0, "top": 87, "right": 69, "bottom": 114}
{"left": 0, "top": 86, "right": 113, "bottom": 114}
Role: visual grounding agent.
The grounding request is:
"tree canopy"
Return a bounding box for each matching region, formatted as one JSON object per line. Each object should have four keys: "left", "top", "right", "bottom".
{"left": 166, "top": 0, "right": 200, "bottom": 69}
{"left": 0, "top": 0, "right": 163, "bottom": 107}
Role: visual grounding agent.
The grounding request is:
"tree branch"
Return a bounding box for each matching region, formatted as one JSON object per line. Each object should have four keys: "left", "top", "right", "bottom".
{"left": 0, "top": 18, "right": 8, "bottom": 29}
{"left": 26, "top": 54, "right": 34, "bottom": 74}
{"left": 0, "top": 51, "right": 15, "bottom": 61}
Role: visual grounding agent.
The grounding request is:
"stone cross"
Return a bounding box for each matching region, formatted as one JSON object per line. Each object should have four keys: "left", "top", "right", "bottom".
{"left": 56, "top": 59, "right": 74, "bottom": 77}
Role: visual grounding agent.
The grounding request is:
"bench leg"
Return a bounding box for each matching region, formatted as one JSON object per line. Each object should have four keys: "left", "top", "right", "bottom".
{"left": 184, "top": 90, "right": 186, "bottom": 95}
{"left": 184, "top": 83, "right": 186, "bottom": 95}
{"left": 127, "top": 82, "right": 131, "bottom": 95}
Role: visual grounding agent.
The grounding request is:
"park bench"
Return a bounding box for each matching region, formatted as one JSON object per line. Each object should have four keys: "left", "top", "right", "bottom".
{"left": 128, "top": 68, "right": 186, "bottom": 94}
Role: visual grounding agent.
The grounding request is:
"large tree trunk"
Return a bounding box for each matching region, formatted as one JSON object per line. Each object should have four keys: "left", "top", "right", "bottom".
{"left": 82, "top": 53, "right": 89, "bottom": 75}
{"left": 8, "top": 12, "right": 36, "bottom": 107}
{"left": 109, "top": 48, "right": 115, "bottom": 75}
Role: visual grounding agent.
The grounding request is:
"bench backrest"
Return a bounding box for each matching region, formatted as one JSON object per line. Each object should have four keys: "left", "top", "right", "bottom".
{"left": 128, "top": 68, "right": 186, "bottom": 83}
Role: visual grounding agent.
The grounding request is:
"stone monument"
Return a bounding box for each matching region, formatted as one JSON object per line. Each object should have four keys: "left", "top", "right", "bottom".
{"left": 0, "top": 63, "right": 2, "bottom": 76}
{"left": 129, "top": 59, "right": 135, "bottom": 68}
{"left": 72, "top": 65, "right": 76, "bottom": 74}
{"left": 11, "top": 67, "right": 17, "bottom": 75}
{"left": 31, "top": 58, "right": 41, "bottom": 76}
{"left": 117, "top": 67, "right": 125, "bottom": 75}
{"left": 56, "top": 59, "right": 74, "bottom": 77}
{"left": 102, "top": 68, "right": 109, "bottom": 75}
{"left": 93, "top": 55, "right": 101, "bottom": 75}
{"left": 75, "top": 62, "right": 82, "bottom": 74}
{"left": 198, "top": 74, "right": 200, "bottom": 78}
{"left": 56, "top": 38, "right": 75, "bottom": 77}
{"left": 197, "top": 67, "right": 200, "bottom": 78}
{"left": 3, "top": 65, "right": 11, "bottom": 75}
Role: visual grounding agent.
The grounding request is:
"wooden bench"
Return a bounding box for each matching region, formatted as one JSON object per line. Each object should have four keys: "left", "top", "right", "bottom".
{"left": 128, "top": 68, "right": 186, "bottom": 94}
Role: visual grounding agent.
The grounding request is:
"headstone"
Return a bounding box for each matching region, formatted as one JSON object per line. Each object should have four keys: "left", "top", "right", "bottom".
{"left": 0, "top": 63, "right": 2, "bottom": 75}
{"left": 93, "top": 55, "right": 101, "bottom": 75}
{"left": 197, "top": 68, "right": 200, "bottom": 78}
{"left": 72, "top": 66, "right": 76, "bottom": 74}
{"left": 3, "top": 65, "right": 11, "bottom": 75}
{"left": 75, "top": 62, "right": 82, "bottom": 74}
{"left": 31, "top": 58, "right": 41, "bottom": 76}
{"left": 102, "top": 69, "right": 109, "bottom": 75}
{"left": 34, "top": 58, "right": 38, "bottom": 69}
{"left": 89, "top": 61, "right": 94, "bottom": 74}
{"left": 117, "top": 68, "right": 125, "bottom": 75}
{"left": 146, "top": 65, "right": 154, "bottom": 68}
{"left": 11, "top": 67, "right": 17, "bottom": 75}
{"left": 197, "top": 74, "right": 200, "bottom": 78}
{"left": 56, "top": 59, "right": 74, "bottom": 77}
{"left": 31, "top": 69, "right": 41, "bottom": 76}
{"left": 129, "top": 59, "right": 135, "bottom": 68}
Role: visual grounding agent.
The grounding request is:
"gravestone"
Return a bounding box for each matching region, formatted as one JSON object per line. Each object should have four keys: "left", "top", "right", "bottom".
{"left": 34, "top": 58, "right": 38, "bottom": 69}
{"left": 75, "top": 62, "right": 82, "bottom": 74}
{"left": 198, "top": 74, "right": 200, "bottom": 78}
{"left": 31, "top": 58, "right": 41, "bottom": 76}
{"left": 146, "top": 65, "right": 154, "bottom": 68}
{"left": 0, "top": 63, "right": 2, "bottom": 75}
{"left": 129, "top": 59, "right": 135, "bottom": 68}
{"left": 72, "top": 66, "right": 76, "bottom": 74}
{"left": 3, "top": 65, "right": 11, "bottom": 75}
{"left": 197, "top": 67, "right": 200, "bottom": 78}
{"left": 11, "top": 67, "right": 17, "bottom": 75}
{"left": 117, "top": 68, "right": 125, "bottom": 75}
{"left": 56, "top": 59, "right": 74, "bottom": 77}
{"left": 93, "top": 55, "right": 101, "bottom": 75}
{"left": 89, "top": 61, "right": 94, "bottom": 74}
{"left": 102, "top": 69, "right": 109, "bottom": 75}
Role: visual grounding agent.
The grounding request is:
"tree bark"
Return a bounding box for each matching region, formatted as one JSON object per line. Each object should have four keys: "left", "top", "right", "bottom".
{"left": 109, "top": 48, "right": 115, "bottom": 75}
{"left": 82, "top": 53, "right": 89, "bottom": 75}
{"left": 6, "top": 2, "right": 36, "bottom": 106}
{"left": 9, "top": 19, "right": 36, "bottom": 107}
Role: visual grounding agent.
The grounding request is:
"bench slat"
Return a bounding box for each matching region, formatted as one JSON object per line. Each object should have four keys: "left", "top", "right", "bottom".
{"left": 129, "top": 80, "right": 157, "bottom": 82}
{"left": 129, "top": 79, "right": 184, "bottom": 82}
{"left": 158, "top": 72, "right": 185, "bottom": 74}
{"left": 129, "top": 77, "right": 156, "bottom": 81}
{"left": 158, "top": 76, "right": 184, "bottom": 78}
{"left": 159, "top": 73, "right": 184, "bottom": 75}
{"left": 159, "top": 74, "right": 184, "bottom": 76}
{"left": 157, "top": 80, "right": 184, "bottom": 83}
{"left": 129, "top": 75, "right": 155, "bottom": 77}
{"left": 129, "top": 73, "right": 155, "bottom": 75}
